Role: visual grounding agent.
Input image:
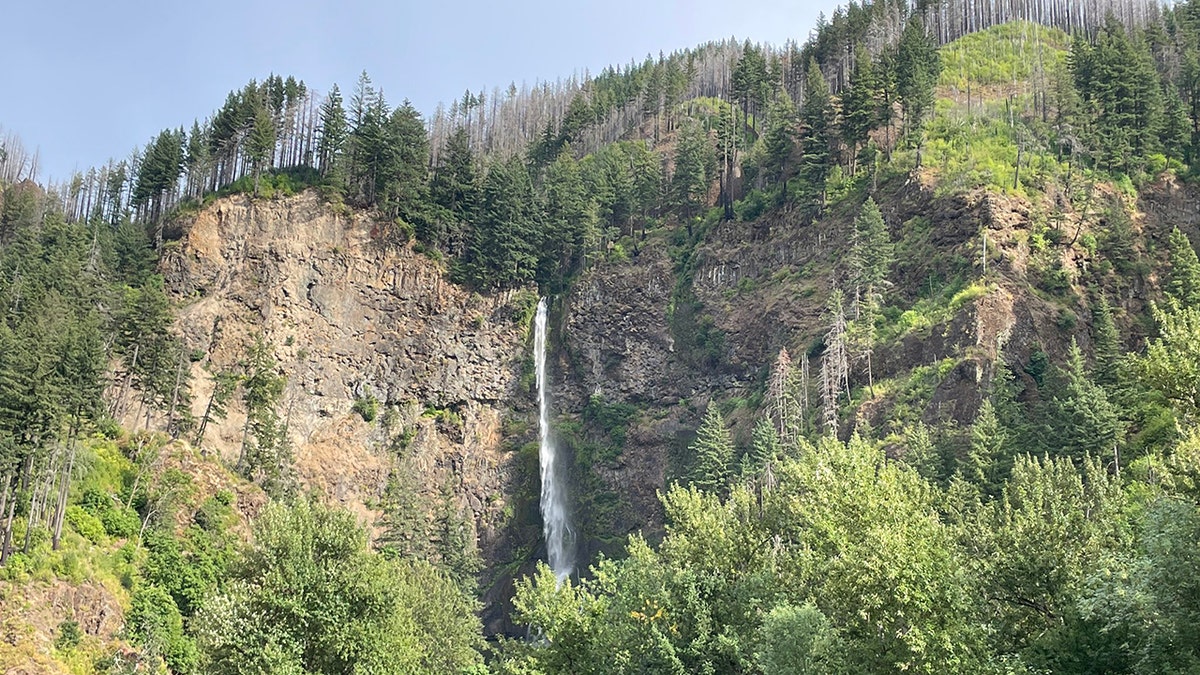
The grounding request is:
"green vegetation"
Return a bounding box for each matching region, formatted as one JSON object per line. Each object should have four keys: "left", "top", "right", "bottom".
{"left": 13, "top": 1, "right": 1200, "bottom": 673}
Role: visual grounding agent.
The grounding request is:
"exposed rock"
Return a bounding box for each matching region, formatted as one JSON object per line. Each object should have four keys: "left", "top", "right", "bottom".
{"left": 160, "top": 191, "right": 531, "bottom": 598}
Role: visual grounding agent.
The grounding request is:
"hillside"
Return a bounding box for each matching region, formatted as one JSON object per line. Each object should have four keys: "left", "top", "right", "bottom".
{"left": 5, "top": 3, "right": 1200, "bottom": 674}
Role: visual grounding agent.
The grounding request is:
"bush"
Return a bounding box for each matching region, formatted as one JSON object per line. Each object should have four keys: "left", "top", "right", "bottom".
{"left": 66, "top": 506, "right": 106, "bottom": 544}
{"left": 353, "top": 395, "right": 380, "bottom": 423}
{"left": 128, "top": 585, "right": 198, "bottom": 673}
{"left": 193, "top": 495, "right": 234, "bottom": 532}
{"left": 55, "top": 620, "right": 82, "bottom": 651}
{"left": 100, "top": 506, "right": 141, "bottom": 539}
{"left": 734, "top": 189, "right": 771, "bottom": 221}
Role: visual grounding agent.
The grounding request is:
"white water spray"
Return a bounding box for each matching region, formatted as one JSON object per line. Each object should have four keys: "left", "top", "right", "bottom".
{"left": 534, "top": 298, "right": 574, "bottom": 581}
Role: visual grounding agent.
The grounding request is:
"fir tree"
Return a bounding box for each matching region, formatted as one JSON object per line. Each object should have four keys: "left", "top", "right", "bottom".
{"left": 965, "top": 400, "right": 1007, "bottom": 496}
{"left": 317, "top": 85, "right": 348, "bottom": 180}
{"left": 797, "top": 59, "right": 834, "bottom": 217}
{"left": 762, "top": 90, "right": 798, "bottom": 200}
{"left": 743, "top": 417, "right": 781, "bottom": 477}
{"left": 1092, "top": 293, "right": 1121, "bottom": 386}
{"left": 1168, "top": 227, "right": 1200, "bottom": 307}
{"left": 690, "top": 401, "right": 733, "bottom": 493}
{"left": 840, "top": 47, "right": 881, "bottom": 175}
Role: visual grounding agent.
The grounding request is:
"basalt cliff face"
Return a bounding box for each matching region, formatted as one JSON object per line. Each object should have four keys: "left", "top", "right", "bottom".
{"left": 160, "top": 192, "right": 532, "bottom": 572}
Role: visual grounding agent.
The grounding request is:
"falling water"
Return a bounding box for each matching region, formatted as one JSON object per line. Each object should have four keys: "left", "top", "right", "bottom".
{"left": 534, "top": 298, "right": 574, "bottom": 581}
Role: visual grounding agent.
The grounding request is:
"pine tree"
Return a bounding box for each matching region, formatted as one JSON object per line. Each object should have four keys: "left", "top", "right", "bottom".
{"left": 317, "top": 85, "right": 348, "bottom": 180}
{"left": 840, "top": 47, "right": 881, "bottom": 175}
{"left": 1092, "top": 293, "right": 1121, "bottom": 386}
{"left": 797, "top": 59, "right": 834, "bottom": 217}
{"left": 762, "top": 91, "right": 798, "bottom": 201}
{"left": 689, "top": 402, "right": 733, "bottom": 493}
{"left": 743, "top": 417, "right": 781, "bottom": 477}
{"left": 1168, "top": 227, "right": 1200, "bottom": 307}
{"left": 965, "top": 400, "right": 1007, "bottom": 496}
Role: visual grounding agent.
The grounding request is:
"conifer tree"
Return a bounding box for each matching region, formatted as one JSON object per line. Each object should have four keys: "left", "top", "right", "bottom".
{"left": 1092, "top": 293, "right": 1121, "bottom": 386}
{"left": 848, "top": 197, "right": 893, "bottom": 314}
{"left": 671, "top": 118, "right": 716, "bottom": 227}
{"left": 1168, "top": 227, "right": 1200, "bottom": 307}
{"left": 840, "top": 47, "right": 881, "bottom": 174}
{"left": 317, "top": 85, "right": 348, "bottom": 180}
{"left": 895, "top": 17, "right": 941, "bottom": 146}
{"left": 541, "top": 149, "right": 593, "bottom": 287}
{"left": 246, "top": 102, "right": 276, "bottom": 196}
{"left": 428, "top": 128, "right": 477, "bottom": 253}
{"left": 689, "top": 402, "right": 733, "bottom": 493}
{"left": 1053, "top": 340, "right": 1124, "bottom": 463}
{"left": 797, "top": 59, "right": 834, "bottom": 216}
{"left": 467, "top": 156, "right": 541, "bottom": 288}
{"left": 820, "top": 290, "right": 850, "bottom": 436}
{"left": 848, "top": 198, "right": 892, "bottom": 394}
{"left": 965, "top": 400, "right": 1007, "bottom": 496}
{"left": 743, "top": 417, "right": 781, "bottom": 476}
{"left": 762, "top": 91, "right": 798, "bottom": 202}
{"left": 768, "top": 348, "right": 801, "bottom": 449}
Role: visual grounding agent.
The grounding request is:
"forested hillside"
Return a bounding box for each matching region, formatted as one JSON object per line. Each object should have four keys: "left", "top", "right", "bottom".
{"left": 5, "top": 0, "right": 1200, "bottom": 672}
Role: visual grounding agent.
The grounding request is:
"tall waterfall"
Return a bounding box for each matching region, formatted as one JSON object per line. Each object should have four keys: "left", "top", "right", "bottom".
{"left": 534, "top": 298, "right": 574, "bottom": 581}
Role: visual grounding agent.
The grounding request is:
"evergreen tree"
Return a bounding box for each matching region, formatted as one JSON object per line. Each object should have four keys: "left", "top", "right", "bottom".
{"left": 840, "top": 47, "right": 881, "bottom": 174}
{"left": 743, "top": 417, "right": 781, "bottom": 476}
{"left": 689, "top": 401, "right": 733, "bottom": 493}
{"left": 848, "top": 197, "right": 893, "bottom": 314}
{"left": 1053, "top": 340, "right": 1124, "bottom": 463}
{"left": 466, "top": 156, "right": 541, "bottom": 288}
{"left": 965, "top": 400, "right": 1007, "bottom": 496}
{"left": 820, "top": 289, "right": 849, "bottom": 436}
{"left": 246, "top": 101, "right": 276, "bottom": 196}
{"left": 428, "top": 127, "right": 477, "bottom": 254}
{"left": 540, "top": 149, "right": 594, "bottom": 287}
{"left": 797, "top": 59, "right": 834, "bottom": 216}
{"left": 847, "top": 198, "right": 892, "bottom": 394}
{"left": 894, "top": 17, "right": 941, "bottom": 145}
{"left": 1168, "top": 227, "right": 1200, "bottom": 307}
{"left": 317, "top": 85, "right": 348, "bottom": 180}
{"left": 671, "top": 118, "right": 715, "bottom": 227}
{"left": 1092, "top": 293, "right": 1121, "bottom": 386}
{"left": 761, "top": 90, "right": 798, "bottom": 200}
{"left": 237, "top": 336, "right": 291, "bottom": 497}
{"left": 377, "top": 100, "right": 430, "bottom": 228}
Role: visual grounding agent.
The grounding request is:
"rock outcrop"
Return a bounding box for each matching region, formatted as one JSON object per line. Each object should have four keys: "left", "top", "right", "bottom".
{"left": 160, "top": 191, "right": 532, "bottom": 572}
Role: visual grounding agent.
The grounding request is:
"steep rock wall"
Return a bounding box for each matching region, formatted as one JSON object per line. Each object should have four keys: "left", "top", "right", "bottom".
{"left": 160, "top": 191, "right": 533, "bottom": 573}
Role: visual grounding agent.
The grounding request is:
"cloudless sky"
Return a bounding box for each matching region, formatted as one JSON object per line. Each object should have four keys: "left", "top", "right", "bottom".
{"left": 1, "top": 0, "right": 844, "bottom": 182}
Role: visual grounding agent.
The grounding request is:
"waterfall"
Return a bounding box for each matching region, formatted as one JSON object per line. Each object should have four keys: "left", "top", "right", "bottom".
{"left": 534, "top": 298, "right": 574, "bottom": 581}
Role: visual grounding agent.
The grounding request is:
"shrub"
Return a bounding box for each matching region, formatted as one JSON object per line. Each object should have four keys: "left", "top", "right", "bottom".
{"left": 100, "top": 506, "right": 141, "bottom": 539}
{"left": 55, "top": 620, "right": 82, "bottom": 651}
{"left": 66, "top": 506, "right": 106, "bottom": 544}
{"left": 353, "top": 395, "right": 379, "bottom": 423}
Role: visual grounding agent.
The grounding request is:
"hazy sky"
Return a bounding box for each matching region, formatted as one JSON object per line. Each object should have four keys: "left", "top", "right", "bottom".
{"left": 2, "top": 0, "right": 843, "bottom": 182}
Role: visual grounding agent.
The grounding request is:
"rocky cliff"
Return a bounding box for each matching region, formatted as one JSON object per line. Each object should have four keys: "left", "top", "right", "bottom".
{"left": 160, "top": 192, "right": 535, "bottom": 583}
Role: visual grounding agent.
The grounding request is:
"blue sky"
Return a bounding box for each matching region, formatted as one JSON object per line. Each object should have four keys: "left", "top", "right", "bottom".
{"left": 2, "top": 0, "right": 843, "bottom": 182}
